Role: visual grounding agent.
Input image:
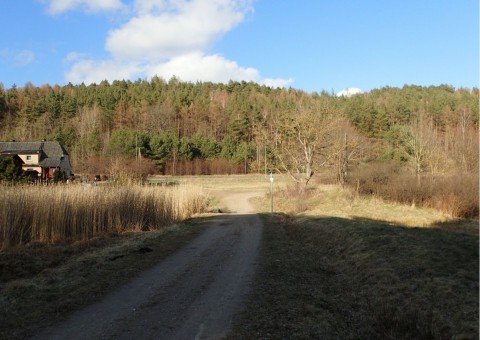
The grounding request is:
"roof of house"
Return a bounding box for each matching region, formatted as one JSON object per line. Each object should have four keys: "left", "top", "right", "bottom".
{"left": 0, "top": 141, "right": 69, "bottom": 156}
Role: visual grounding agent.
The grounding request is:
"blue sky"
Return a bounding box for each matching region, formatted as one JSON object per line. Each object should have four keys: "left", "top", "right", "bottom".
{"left": 0, "top": 0, "right": 478, "bottom": 94}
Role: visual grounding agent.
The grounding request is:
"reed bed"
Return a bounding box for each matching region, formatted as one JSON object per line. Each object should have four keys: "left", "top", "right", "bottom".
{"left": 0, "top": 183, "right": 208, "bottom": 249}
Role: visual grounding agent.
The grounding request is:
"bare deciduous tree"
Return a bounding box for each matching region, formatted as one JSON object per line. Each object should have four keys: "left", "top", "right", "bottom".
{"left": 267, "top": 95, "right": 339, "bottom": 185}
{"left": 398, "top": 119, "right": 433, "bottom": 183}
{"left": 329, "top": 118, "right": 372, "bottom": 186}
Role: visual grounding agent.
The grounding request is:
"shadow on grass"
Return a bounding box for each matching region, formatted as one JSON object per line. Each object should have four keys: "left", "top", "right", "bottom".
{"left": 431, "top": 218, "right": 479, "bottom": 236}
{"left": 229, "top": 213, "right": 479, "bottom": 340}
{"left": 1, "top": 212, "right": 478, "bottom": 339}
{"left": 348, "top": 213, "right": 479, "bottom": 236}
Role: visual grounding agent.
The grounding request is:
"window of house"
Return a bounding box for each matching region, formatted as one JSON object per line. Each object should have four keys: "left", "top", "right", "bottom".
{"left": 26, "top": 155, "right": 32, "bottom": 161}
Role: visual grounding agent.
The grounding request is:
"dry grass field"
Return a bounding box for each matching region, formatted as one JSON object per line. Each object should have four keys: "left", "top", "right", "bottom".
{"left": 256, "top": 181, "right": 477, "bottom": 230}
{"left": 0, "top": 182, "right": 208, "bottom": 248}
{"left": 0, "top": 175, "right": 477, "bottom": 339}
{"left": 149, "top": 173, "right": 290, "bottom": 191}
{"left": 229, "top": 177, "right": 479, "bottom": 339}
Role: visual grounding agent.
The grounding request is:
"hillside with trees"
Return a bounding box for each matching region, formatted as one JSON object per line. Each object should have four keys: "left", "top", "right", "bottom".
{"left": 0, "top": 79, "right": 478, "bottom": 216}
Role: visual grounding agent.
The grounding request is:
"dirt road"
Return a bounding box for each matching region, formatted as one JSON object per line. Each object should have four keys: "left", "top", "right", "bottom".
{"left": 33, "top": 192, "right": 263, "bottom": 340}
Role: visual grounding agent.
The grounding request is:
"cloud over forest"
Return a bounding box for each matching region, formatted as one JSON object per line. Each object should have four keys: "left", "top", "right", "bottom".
{"left": 47, "top": 0, "right": 292, "bottom": 87}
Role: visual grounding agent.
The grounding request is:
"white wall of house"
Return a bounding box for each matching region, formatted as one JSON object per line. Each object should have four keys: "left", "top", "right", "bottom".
{"left": 18, "top": 154, "right": 40, "bottom": 164}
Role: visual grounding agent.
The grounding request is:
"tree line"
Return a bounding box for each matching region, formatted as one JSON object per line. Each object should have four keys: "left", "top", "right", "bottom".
{"left": 0, "top": 79, "right": 477, "bottom": 182}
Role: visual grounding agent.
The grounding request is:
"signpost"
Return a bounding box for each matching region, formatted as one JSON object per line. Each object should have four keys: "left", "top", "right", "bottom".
{"left": 270, "top": 173, "right": 274, "bottom": 213}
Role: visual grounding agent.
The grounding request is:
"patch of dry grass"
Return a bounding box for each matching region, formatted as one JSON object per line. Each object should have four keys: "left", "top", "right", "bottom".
{"left": 307, "top": 185, "right": 455, "bottom": 227}
{"left": 349, "top": 163, "right": 479, "bottom": 219}
{"left": 0, "top": 183, "right": 209, "bottom": 248}
{"left": 230, "top": 179, "right": 478, "bottom": 339}
{"left": 255, "top": 183, "right": 476, "bottom": 232}
{"left": 150, "top": 174, "right": 290, "bottom": 192}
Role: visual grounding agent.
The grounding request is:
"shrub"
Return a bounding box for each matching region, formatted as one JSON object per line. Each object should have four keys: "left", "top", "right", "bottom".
{"left": 425, "top": 174, "right": 479, "bottom": 218}
{"left": 348, "top": 163, "right": 479, "bottom": 218}
{"left": 275, "top": 182, "right": 313, "bottom": 215}
{"left": 348, "top": 161, "right": 402, "bottom": 196}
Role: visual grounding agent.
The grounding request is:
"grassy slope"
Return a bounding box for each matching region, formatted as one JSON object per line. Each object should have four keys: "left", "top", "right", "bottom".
{"left": 229, "top": 182, "right": 479, "bottom": 339}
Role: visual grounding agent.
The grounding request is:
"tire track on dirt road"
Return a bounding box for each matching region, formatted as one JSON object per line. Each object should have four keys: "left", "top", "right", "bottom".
{"left": 32, "top": 192, "right": 262, "bottom": 340}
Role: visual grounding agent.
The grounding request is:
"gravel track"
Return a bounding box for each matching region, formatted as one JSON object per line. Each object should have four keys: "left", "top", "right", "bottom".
{"left": 32, "top": 192, "right": 262, "bottom": 340}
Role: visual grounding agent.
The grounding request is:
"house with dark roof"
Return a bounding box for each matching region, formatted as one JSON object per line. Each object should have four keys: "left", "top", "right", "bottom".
{"left": 0, "top": 141, "right": 72, "bottom": 180}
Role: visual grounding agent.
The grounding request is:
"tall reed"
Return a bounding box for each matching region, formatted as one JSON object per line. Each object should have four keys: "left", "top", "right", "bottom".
{"left": 0, "top": 183, "right": 208, "bottom": 249}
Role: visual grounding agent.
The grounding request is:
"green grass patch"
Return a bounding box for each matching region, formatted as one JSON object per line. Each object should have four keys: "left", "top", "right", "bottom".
{"left": 0, "top": 217, "right": 211, "bottom": 339}
{"left": 229, "top": 213, "right": 479, "bottom": 339}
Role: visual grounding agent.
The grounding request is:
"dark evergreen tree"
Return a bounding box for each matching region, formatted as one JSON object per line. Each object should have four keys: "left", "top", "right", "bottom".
{"left": 0, "top": 155, "right": 25, "bottom": 182}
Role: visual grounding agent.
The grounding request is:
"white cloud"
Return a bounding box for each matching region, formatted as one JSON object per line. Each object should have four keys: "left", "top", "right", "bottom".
{"left": 46, "top": 0, "right": 124, "bottom": 14}
{"left": 106, "top": 0, "right": 250, "bottom": 61}
{"left": 14, "top": 50, "right": 35, "bottom": 66}
{"left": 145, "top": 52, "right": 259, "bottom": 83}
{"left": 65, "top": 59, "right": 142, "bottom": 84}
{"left": 133, "top": 0, "right": 170, "bottom": 16}
{"left": 0, "top": 49, "right": 35, "bottom": 66}
{"left": 62, "top": 0, "right": 292, "bottom": 87}
{"left": 64, "top": 52, "right": 82, "bottom": 63}
{"left": 336, "top": 87, "right": 362, "bottom": 97}
{"left": 262, "top": 77, "right": 294, "bottom": 89}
